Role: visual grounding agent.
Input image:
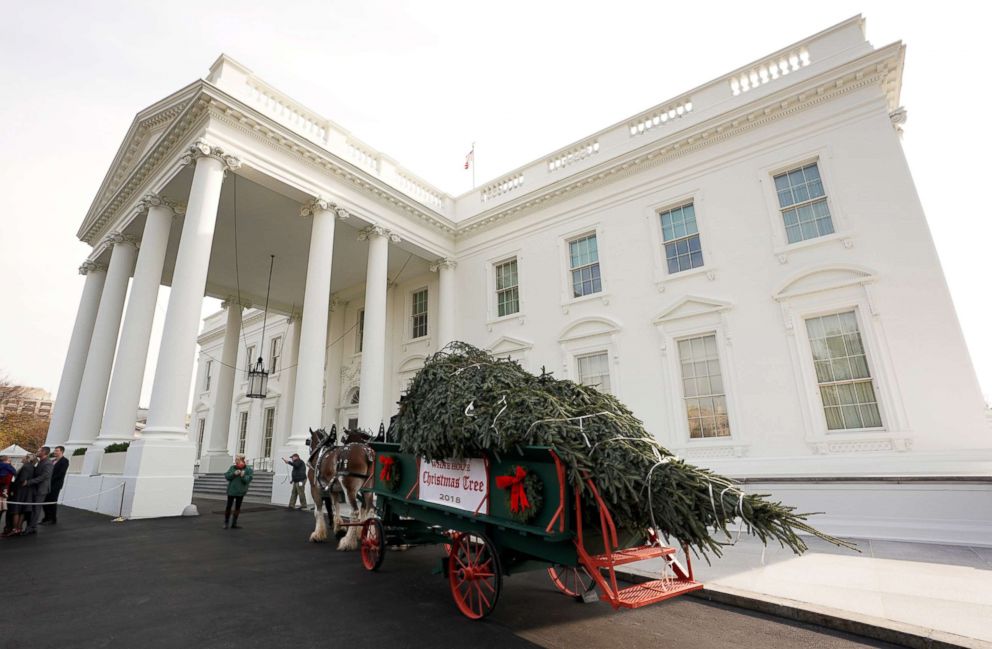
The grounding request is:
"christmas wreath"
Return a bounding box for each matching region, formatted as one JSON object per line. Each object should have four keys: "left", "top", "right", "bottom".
{"left": 496, "top": 465, "right": 543, "bottom": 523}
{"left": 378, "top": 455, "right": 401, "bottom": 491}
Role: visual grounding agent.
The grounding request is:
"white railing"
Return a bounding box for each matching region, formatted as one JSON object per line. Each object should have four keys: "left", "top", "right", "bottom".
{"left": 347, "top": 139, "right": 379, "bottom": 172}
{"left": 730, "top": 48, "right": 811, "bottom": 96}
{"left": 481, "top": 172, "right": 525, "bottom": 203}
{"left": 396, "top": 174, "right": 446, "bottom": 209}
{"left": 246, "top": 81, "right": 328, "bottom": 141}
{"left": 629, "top": 99, "right": 694, "bottom": 136}
{"left": 548, "top": 140, "right": 600, "bottom": 172}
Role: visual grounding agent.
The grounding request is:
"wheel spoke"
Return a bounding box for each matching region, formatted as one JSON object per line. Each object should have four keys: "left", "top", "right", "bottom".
{"left": 474, "top": 581, "right": 491, "bottom": 609}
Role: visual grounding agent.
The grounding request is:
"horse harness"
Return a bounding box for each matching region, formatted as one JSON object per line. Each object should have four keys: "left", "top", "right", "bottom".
{"left": 308, "top": 436, "right": 374, "bottom": 493}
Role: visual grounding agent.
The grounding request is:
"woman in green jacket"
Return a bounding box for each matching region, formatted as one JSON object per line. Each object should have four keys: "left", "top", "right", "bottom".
{"left": 224, "top": 455, "right": 253, "bottom": 529}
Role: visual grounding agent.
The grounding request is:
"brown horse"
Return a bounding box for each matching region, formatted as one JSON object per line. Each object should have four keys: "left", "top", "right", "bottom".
{"left": 305, "top": 426, "right": 375, "bottom": 550}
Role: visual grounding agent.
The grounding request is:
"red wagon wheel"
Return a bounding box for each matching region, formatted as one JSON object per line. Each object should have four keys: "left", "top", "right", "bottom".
{"left": 547, "top": 564, "right": 595, "bottom": 598}
{"left": 448, "top": 532, "right": 502, "bottom": 619}
{"left": 360, "top": 518, "right": 385, "bottom": 571}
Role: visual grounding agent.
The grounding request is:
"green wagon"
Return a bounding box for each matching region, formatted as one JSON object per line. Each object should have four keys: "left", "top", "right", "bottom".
{"left": 358, "top": 441, "right": 703, "bottom": 619}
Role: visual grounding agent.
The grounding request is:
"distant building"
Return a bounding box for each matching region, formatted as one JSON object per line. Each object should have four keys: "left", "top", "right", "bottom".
{"left": 0, "top": 387, "right": 54, "bottom": 419}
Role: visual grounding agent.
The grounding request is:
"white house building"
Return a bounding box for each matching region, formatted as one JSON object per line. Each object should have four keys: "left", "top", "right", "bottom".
{"left": 49, "top": 16, "right": 991, "bottom": 544}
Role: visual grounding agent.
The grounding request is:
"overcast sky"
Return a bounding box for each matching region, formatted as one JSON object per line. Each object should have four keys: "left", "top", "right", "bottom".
{"left": 1, "top": 1, "right": 989, "bottom": 408}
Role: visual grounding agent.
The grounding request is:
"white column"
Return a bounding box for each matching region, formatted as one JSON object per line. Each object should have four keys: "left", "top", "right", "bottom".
{"left": 276, "top": 315, "right": 301, "bottom": 448}
{"left": 93, "top": 197, "right": 181, "bottom": 449}
{"left": 124, "top": 141, "right": 239, "bottom": 519}
{"left": 288, "top": 199, "right": 344, "bottom": 444}
{"left": 321, "top": 299, "right": 345, "bottom": 429}
{"left": 432, "top": 258, "right": 457, "bottom": 348}
{"left": 198, "top": 300, "right": 242, "bottom": 473}
{"left": 67, "top": 234, "right": 139, "bottom": 454}
{"left": 358, "top": 225, "right": 395, "bottom": 430}
{"left": 46, "top": 262, "right": 107, "bottom": 447}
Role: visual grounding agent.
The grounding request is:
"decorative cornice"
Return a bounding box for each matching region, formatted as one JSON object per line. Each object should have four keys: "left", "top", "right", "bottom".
{"left": 454, "top": 45, "right": 904, "bottom": 240}
{"left": 179, "top": 139, "right": 242, "bottom": 171}
{"left": 429, "top": 258, "right": 457, "bottom": 272}
{"left": 358, "top": 224, "right": 401, "bottom": 243}
{"left": 139, "top": 193, "right": 186, "bottom": 216}
{"left": 105, "top": 232, "right": 141, "bottom": 248}
{"left": 79, "top": 260, "right": 107, "bottom": 275}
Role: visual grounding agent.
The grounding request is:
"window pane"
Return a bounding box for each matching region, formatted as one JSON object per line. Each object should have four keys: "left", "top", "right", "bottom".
{"left": 806, "top": 311, "right": 881, "bottom": 430}
{"left": 677, "top": 334, "right": 729, "bottom": 438}
{"left": 776, "top": 163, "right": 834, "bottom": 243}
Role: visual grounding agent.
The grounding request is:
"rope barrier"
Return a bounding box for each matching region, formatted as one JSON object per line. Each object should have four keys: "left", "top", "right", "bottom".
{"left": 3, "top": 481, "right": 125, "bottom": 507}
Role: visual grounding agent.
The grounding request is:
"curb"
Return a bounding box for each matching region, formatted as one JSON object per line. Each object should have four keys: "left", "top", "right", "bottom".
{"left": 617, "top": 570, "right": 990, "bottom": 649}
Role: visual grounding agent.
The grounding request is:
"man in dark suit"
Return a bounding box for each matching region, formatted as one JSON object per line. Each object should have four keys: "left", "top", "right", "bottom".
{"left": 22, "top": 446, "right": 53, "bottom": 535}
{"left": 42, "top": 446, "right": 69, "bottom": 525}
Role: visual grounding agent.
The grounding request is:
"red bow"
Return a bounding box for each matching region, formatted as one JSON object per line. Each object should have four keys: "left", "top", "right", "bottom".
{"left": 379, "top": 456, "right": 396, "bottom": 481}
{"left": 496, "top": 465, "right": 529, "bottom": 513}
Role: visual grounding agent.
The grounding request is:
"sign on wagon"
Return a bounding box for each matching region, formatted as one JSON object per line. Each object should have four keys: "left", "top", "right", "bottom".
{"left": 420, "top": 458, "right": 489, "bottom": 515}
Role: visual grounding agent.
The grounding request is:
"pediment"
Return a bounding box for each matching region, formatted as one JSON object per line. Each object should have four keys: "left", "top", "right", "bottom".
{"left": 397, "top": 354, "right": 426, "bottom": 374}
{"left": 653, "top": 296, "right": 732, "bottom": 324}
{"left": 486, "top": 335, "right": 533, "bottom": 355}
{"left": 558, "top": 317, "right": 621, "bottom": 343}
{"left": 80, "top": 83, "right": 202, "bottom": 242}
{"left": 773, "top": 265, "right": 876, "bottom": 301}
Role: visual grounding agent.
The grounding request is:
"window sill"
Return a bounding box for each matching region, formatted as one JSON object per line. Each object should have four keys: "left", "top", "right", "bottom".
{"left": 654, "top": 266, "right": 717, "bottom": 292}
{"left": 486, "top": 313, "right": 526, "bottom": 330}
{"left": 561, "top": 292, "right": 611, "bottom": 314}
{"left": 773, "top": 231, "right": 854, "bottom": 262}
{"left": 676, "top": 439, "right": 749, "bottom": 459}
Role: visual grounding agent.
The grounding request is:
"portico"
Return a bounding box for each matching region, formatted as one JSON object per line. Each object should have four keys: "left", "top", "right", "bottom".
{"left": 56, "top": 55, "right": 456, "bottom": 517}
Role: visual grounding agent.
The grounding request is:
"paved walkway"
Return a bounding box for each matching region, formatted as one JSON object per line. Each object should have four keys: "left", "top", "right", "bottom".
{"left": 622, "top": 534, "right": 992, "bottom": 648}
{"left": 2, "top": 501, "right": 900, "bottom": 649}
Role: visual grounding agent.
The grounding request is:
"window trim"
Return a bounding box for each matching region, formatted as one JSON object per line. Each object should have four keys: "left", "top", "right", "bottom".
{"left": 774, "top": 273, "right": 911, "bottom": 451}
{"left": 494, "top": 257, "right": 521, "bottom": 319}
{"left": 559, "top": 225, "right": 609, "bottom": 307}
{"left": 674, "top": 332, "right": 732, "bottom": 440}
{"left": 204, "top": 360, "right": 213, "bottom": 392}
{"left": 652, "top": 301, "right": 746, "bottom": 452}
{"left": 262, "top": 406, "right": 276, "bottom": 458}
{"left": 485, "top": 249, "right": 526, "bottom": 325}
{"left": 659, "top": 201, "right": 705, "bottom": 275}
{"left": 237, "top": 410, "right": 249, "bottom": 456}
{"left": 269, "top": 336, "right": 281, "bottom": 375}
{"left": 645, "top": 190, "right": 717, "bottom": 290}
{"left": 409, "top": 286, "right": 429, "bottom": 341}
{"left": 575, "top": 350, "right": 613, "bottom": 395}
{"left": 759, "top": 150, "right": 853, "bottom": 259}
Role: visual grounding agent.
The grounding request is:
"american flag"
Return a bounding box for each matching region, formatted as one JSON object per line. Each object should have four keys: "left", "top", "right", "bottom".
{"left": 464, "top": 144, "right": 475, "bottom": 170}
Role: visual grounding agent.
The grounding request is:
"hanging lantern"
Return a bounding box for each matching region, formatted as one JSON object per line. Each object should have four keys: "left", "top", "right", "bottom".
{"left": 247, "top": 254, "right": 276, "bottom": 399}
{"left": 247, "top": 356, "right": 269, "bottom": 398}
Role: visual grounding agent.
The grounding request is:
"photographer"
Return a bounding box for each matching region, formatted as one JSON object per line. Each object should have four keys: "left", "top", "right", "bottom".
{"left": 223, "top": 455, "right": 253, "bottom": 529}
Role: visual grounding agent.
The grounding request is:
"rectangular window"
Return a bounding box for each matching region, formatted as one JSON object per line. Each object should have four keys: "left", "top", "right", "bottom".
{"left": 356, "top": 310, "right": 365, "bottom": 353}
{"left": 411, "top": 289, "right": 428, "bottom": 339}
{"left": 246, "top": 345, "right": 255, "bottom": 378}
{"left": 495, "top": 258, "right": 520, "bottom": 317}
{"left": 263, "top": 407, "right": 275, "bottom": 458}
{"left": 204, "top": 361, "right": 212, "bottom": 391}
{"left": 677, "top": 334, "right": 731, "bottom": 439}
{"left": 569, "top": 234, "right": 602, "bottom": 298}
{"left": 269, "top": 337, "right": 281, "bottom": 374}
{"left": 237, "top": 411, "right": 248, "bottom": 455}
{"left": 347, "top": 417, "right": 359, "bottom": 431}
{"left": 774, "top": 162, "right": 834, "bottom": 244}
{"left": 196, "top": 419, "right": 205, "bottom": 459}
{"left": 576, "top": 351, "right": 611, "bottom": 394}
{"left": 805, "top": 311, "right": 882, "bottom": 430}
{"left": 660, "top": 203, "right": 704, "bottom": 273}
